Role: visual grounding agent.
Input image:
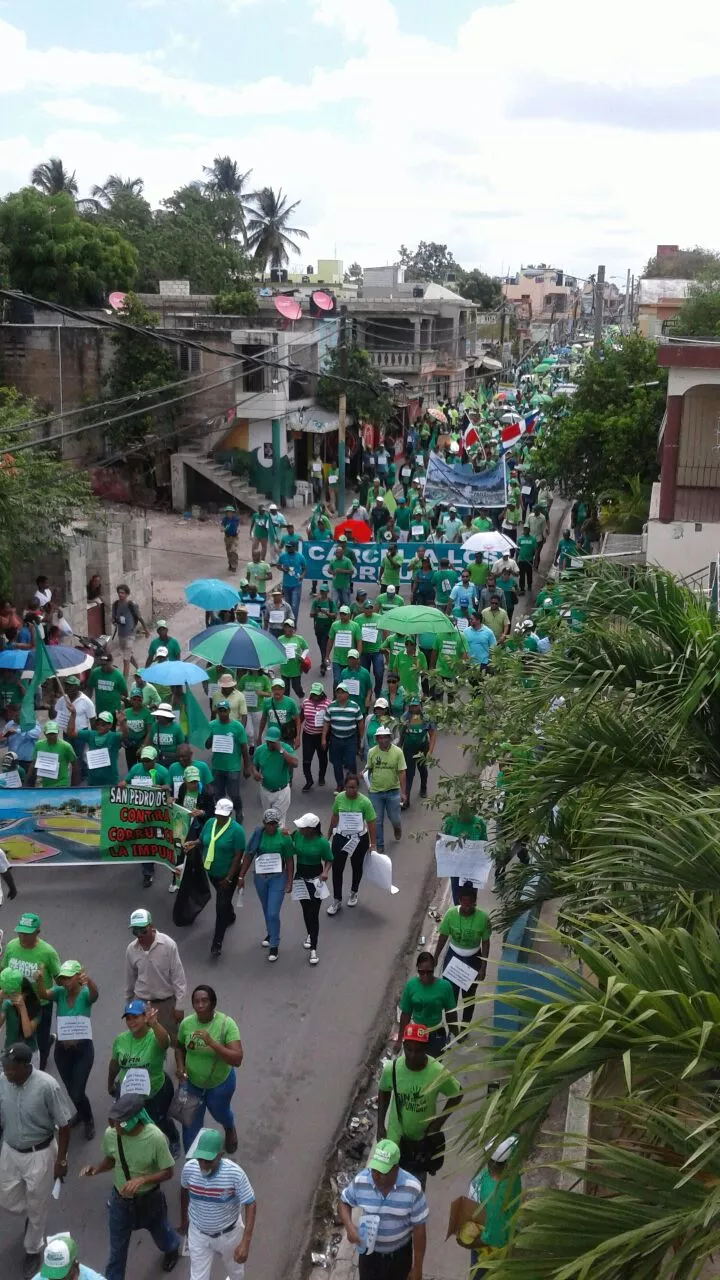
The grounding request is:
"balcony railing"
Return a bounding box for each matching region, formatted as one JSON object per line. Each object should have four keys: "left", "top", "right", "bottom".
{"left": 367, "top": 350, "right": 422, "bottom": 370}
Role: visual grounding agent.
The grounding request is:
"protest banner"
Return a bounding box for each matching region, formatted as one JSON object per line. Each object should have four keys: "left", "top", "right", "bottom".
{"left": 423, "top": 451, "right": 507, "bottom": 510}
{"left": 0, "top": 785, "right": 178, "bottom": 869}
{"left": 301, "top": 539, "right": 500, "bottom": 583}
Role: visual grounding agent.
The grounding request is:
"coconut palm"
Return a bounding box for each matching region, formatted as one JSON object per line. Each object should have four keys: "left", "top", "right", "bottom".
{"left": 30, "top": 157, "right": 78, "bottom": 196}
{"left": 201, "top": 157, "right": 255, "bottom": 245}
{"left": 246, "top": 187, "right": 308, "bottom": 277}
{"left": 89, "top": 175, "right": 145, "bottom": 209}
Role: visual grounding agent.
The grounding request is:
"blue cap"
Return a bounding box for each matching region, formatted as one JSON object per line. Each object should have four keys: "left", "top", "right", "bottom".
{"left": 123, "top": 999, "right": 146, "bottom": 1017}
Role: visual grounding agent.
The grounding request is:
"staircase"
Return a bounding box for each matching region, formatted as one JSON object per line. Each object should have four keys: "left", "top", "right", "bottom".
{"left": 173, "top": 421, "right": 269, "bottom": 513}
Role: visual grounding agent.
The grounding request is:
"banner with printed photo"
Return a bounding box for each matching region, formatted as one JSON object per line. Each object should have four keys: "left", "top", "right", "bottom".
{"left": 0, "top": 786, "right": 178, "bottom": 869}
{"left": 423, "top": 451, "right": 507, "bottom": 510}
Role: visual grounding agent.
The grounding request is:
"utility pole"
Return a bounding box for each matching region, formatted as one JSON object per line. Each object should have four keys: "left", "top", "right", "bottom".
{"left": 593, "top": 264, "right": 605, "bottom": 350}
{"left": 337, "top": 304, "right": 348, "bottom": 517}
{"left": 624, "top": 268, "right": 632, "bottom": 333}
{"left": 271, "top": 418, "right": 282, "bottom": 505}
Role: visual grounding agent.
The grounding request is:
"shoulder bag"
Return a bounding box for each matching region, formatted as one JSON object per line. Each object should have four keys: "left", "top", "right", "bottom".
{"left": 116, "top": 1131, "right": 167, "bottom": 1228}
{"left": 391, "top": 1059, "right": 445, "bottom": 1177}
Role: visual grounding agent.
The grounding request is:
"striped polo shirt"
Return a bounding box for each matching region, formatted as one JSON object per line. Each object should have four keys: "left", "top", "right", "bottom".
{"left": 326, "top": 700, "right": 363, "bottom": 739}
{"left": 302, "top": 696, "right": 329, "bottom": 736}
{"left": 341, "top": 1167, "right": 428, "bottom": 1253}
{"left": 180, "top": 1158, "right": 255, "bottom": 1234}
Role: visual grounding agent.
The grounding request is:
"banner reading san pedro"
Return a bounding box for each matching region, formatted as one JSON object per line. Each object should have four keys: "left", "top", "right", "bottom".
{"left": 0, "top": 785, "right": 178, "bottom": 869}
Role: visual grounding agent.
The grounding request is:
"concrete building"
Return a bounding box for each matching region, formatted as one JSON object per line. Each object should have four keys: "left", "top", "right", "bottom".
{"left": 502, "top": 265, "right": 579, "bottom": 344}
{"left": 637, "top": 278, "right": 692, "bottom": 339}
{"left": 647, "top": 338, "right": 720, "bottom": 587}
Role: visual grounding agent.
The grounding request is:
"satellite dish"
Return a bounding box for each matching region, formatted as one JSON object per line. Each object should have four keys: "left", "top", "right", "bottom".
{"left": 108, "top": 292, "right": 127, "bottom": 311}
{"left": 273, "top": 295, "right": 302, "bottom": 322}
{"left": 311, "top": 290, "right": 334, "bottom": 312}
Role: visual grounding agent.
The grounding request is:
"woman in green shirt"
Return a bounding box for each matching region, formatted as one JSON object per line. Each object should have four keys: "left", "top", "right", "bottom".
{"left": 327, "top": 773, "right": 377, "bottom": 912}
{"left": 109, "top": 998, "right": 178, "bottom": 1151}
{"left": 238, "top": 808, "right": 294, "bottom": 961}
{"left": 467, "top": 1137, "right": 522, "bottom": 1272}
{"left": 0, "top": 966, "right": 41, "bottom": 1059}
{"left": 291, "top": 813, "right": 333, "bottom": 965}
{"left": 364, "top": 698, "right": 397, "bottom": 753}
{"left": 37, "top": 959, "right": 98, "bottom": 1139}
{"left": 397, "top": 952, "right": 456, "bottom": 1058}
{"left": 381, "top": 671, "right": 406, "bottom": 718}
{"left": 175, "top": 983, "right": 243, "bottom": 1153}
{"left": 186, "top": 798, "right": 246, "bottom": 959}
{"left": 434, "top": 884, "right": 491, "bottom": 1039}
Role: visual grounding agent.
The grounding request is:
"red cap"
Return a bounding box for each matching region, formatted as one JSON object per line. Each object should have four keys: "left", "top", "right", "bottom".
{"left": 403, "top": 1022, "right": 430, "bottom": 1043}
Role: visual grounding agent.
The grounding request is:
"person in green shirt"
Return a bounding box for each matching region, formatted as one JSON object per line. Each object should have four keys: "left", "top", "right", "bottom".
{"left": 149, "top": 704, "right": 186, "bottom": 767}
{"left": 167, "top": 745, "right": 213, "bottom": 801}
{"left": 291, "top": 812, "right": 333, "bottom": 964}
{"left": 147, "top": 621, "right": 181, "bottom": 663}
{"left": 430, "top": 630, "right": 466, "bottom": 687}
{"left": 481, "top": 598, "right": 510, "bottom": 643}
{"left": 366, "top": 726, "right": 407, "bottom": 852}
{"left": 87, "top": 653, "right": 127, "bottom": 717}
{"left": 189, "top": 798, "right": 247, "bottom": 958}
{"left": 471, "top": 510, "right": 493, "bottom": 532}
{"left": 0, "top": 967, "right": 42, "bottom": 1056}
{"left": 134, "top": 672, "right": 161, "bottom": 710}
{"left": 408, "top": 509, "right": 430, "bottom": 542}
{"left": 377, "top": 1022, "right": 462, "bottom": 1173}
{"left": 394, "top": 495, "right": 412, "bottom": 538}
{"left": 381, "top": 670, "right": 406, "bottom": 717}
{"left": 555, "top": 527, "right": 578, "bottom": 571}
{"left": 259, "top": 679, "right": 300, "bottom": 746}
{"left": 329, "top": 545, "right": 355, "bottom": 607}
{"left": 238, "top": 805, "right": 295, "bottom": 959}
{"left": 467, "top": 1137, "right": 522, "bottom": 1267}
{"left": 78, "top": 710, "right": 127, "bottom": 786}
{"left": 398, "top": 697, "right": 435, "bottom": 806}
{"left": 125, "top": 744, "right": 170, "bottom": 787}
{"left": 364, "top": 698, "right": 398, "bottom": 752}
{"left": 468, "top": 552, "right": 489, "bottom": 591}
{"left": 338, "top": 650, "right": 374, "bottom": 712}
{"left": 356, "top": 599, "right": 385, "bottom": 694}
{"left": 397, "top": 952, "right": 456, "bottom": 1057}
{"left": 515, "top": 523, "right": 536, "bottom": 594}
{"left": 123, "top": 689, "right": 153, "bottom": 769}
{"left": 238, "top": 669, "right": 273, "bottom": 749}
{"left": 432, "top": 558, "right": 459, "bottom": 610}
{"left": 326, "top": 773, "right": 377, "bottom": 912}
{"left": 310, "top": 583, "right": 336, "bottom": 675}
{"left": 3, "top": 911, "right": 61, "bottom": 1067}
{"left": 441, "top": 807, "right": 488, "bottom": 902}
{"left": 375, "top": 584, "right": 401, "bottom": 612}
{"left": 328, "top": 607, "right": 362, "bottom": 684}
{"left": 391, "top": 637, "right": 428, "bottom": 698}
{"left": 35, "top": 958, "right": 99, "bottom": 1139}
{"left": 108, "top": 999, "right": 178, "bottom": 1148}
{"left": 205, "top": 702, "right": 250, "bottom": 817}
{"left": 350, "top": 588, "right": 369, "bottom": 619}
{"left": 250, "top": 506, "right": 271, "bottom": 558}
{"left": 28, "top": 722, "right": 77, "bottom": 788}
{"left": 379, "top": 545, "right": 403, "bottom": 590}
{"left": 434, "top": 884, "right": 491, "bottom": 1037}
{"left": 279, "top": 618, "right": 309, "bottom": 698}
{"left": 251, "top": 726, "right": 297, "bottom": 826}
{"left": 175, "top": 983, "right": 243, "bottom": 1150}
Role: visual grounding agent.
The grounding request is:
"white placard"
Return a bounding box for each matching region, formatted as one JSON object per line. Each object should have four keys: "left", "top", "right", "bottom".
{"left": 57, "top": 1015, "right": 93, "bottom": 1042}
{"left": 212, "top": 734, "right": 234, "bottom": 755}
{"left": 570, "top": 557, "right": 584, "bottom": 569}
{"left": 434, "top": 836, "right": 493, "bottom": 887}
{"left": 314, "top": 708, "right": 325, "bottom": 726}
{"left": 244, "top": 690, "right": 258, "bottom": 709}
{"left": 521, "top": 485, "right": 532, "bottom": 495}
{"left": 86, "top": 748, "right": 111, "bottom": 770}
{"left": 441, "top": 579, "right": 451, "bottom": 592}
{"left": 411, "top": 525, "right": 424, "bottom": 538}
{"left": 312, "top": 461, "right": 322, "bottom": 474}
{"left": 334, "top": 630, "right": 352, "bottom": 648}
{"left": 291, "top": 878, "right": 310, "bottom": 900}
{"left": 401, "top": 467, "right": 412, "bottom": 478}
{"left": 269, "top": 609, "right": 286, "bottom": 625}
{"left": 345, "top": 678, "right": 360, "bottom": 696}
{"left": 361, "top": 626, "right": 378, "bottom": 644}
{"left": 54, "top": 702, "right": 70, "bottom": 731}
{"left": 442, "top": 955, "right": 478, "bottom": 992}
{"left": 172, "top": 776, "right": 183, "bottom": 799}
{"left": 36, "top": 752, "right": 60, "bottom": 779}
{"left": 245, "top": 603, "right": 262, "bottom": 619}
{"left": 312, "top": 877, "right": 330, "bottom": 900}
{"left": 254, "top": 852, "right": 283, "bottom": 874}
{"left": 337, "top": 809, "right": 364, "bottom": 835}
{"left": 0, "top": 771, "right": 22, "bottom": 789}
{"left": 284, "top": 644, "right": 297, "bottom": 661}
{"left": 120, "top": 1067, "right": 151, "bottom": 1096}
{"left": 361, "top": 1212, "right": 381, "bottom": 1256}
{"left": 363, "top": 849, "right": 399, "bottom": 894}
{"left": 132, "top": 775, "right": 154, "bottom": 788}
{"left": 328, "top": 474, "right": 338, "bottom": 485}
{"left": 455, "top": 617, "right": 469, "bottom": 632}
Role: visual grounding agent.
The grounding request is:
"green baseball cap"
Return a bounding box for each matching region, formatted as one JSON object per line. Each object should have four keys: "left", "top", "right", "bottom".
{"left": 155, "top": 619, "right": 168, "bottom": 629}
{"left": 129, "top": 687, "right": 143, "bottom": 698}
{"left": 40, "top": 1233, "right": 78, "bottom": 1279}
{"left": 57, "top": 960, "right": 83, "bottom": 978}
{"left": 140, "top": 745, "right": 158, "bottom": 760}
{"left": 44, "top": 721, "right": 59, "bottom": 735}
{"left": 310, "top": 682, "right": 324, "bottom": 695}
{"left": 184, "top": 765, "right": 201, "bottom": 782}
{"left": 265, "top": 725, "right": 282, "bottom": 741}
{"left": 0, "top": 967, "right": 24, "bottom": 994}
{"left": 64, "top": 675, "right": 80, "bottom": 687}
{"left": 98, "top": 711, "right": 114, "bottom": 724}
{"left": 215, "top": 698, "right": 230, "bottom": 710}
{"left": 368, "top": 1139, "right": 400, "bottom": 1173}
{"left": 190, "top": 1127, "right": 224, "bottom": 1161}
{"left": 16, "top": 912, "right": 41, "bottom": 934}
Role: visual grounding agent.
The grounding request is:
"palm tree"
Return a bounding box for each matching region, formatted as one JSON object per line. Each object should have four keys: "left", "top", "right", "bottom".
{"left": 201, "top": 157, "right": 255, "bottom": 246}
{"left": 246, "top": 187, "right": 308, "bottom": 277}
{"left": 89, "top": 175, "right": 144, "bottom": 209}
{"left": 30, "top": 157, "right": 78, "bottom": 196}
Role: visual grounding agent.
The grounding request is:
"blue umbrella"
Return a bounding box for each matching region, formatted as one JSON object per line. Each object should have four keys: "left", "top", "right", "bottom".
{"left": 190, "top": 623, "right": 286, "bottom": 669}
{"left": 0, "top": 645, "right": 94, "bottom": 677}
{"left": 185, "top": 579, "right": 240, "bottom": 611}
{"left": 136, "top": 660, "right": 208, "bottom": 687}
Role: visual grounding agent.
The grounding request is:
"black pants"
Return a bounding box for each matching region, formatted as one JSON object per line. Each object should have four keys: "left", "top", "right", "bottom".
{"left": 314, "top": 628, "right": 331, "bottom": 666}
{"left": 144, "top": 1072, "right": 178, "bottom": 1147}
{"left": 331, "top": 831, "right": 369, "bottom": 898}
{"left": 124, "top": 741, "right": 142, "bottom": 770}
{"left": 444, "top": 947, "right": 483, "bottom": 1035}
{"left": 302, "top": 732, "right": 328, "bottom": 785}
{"left": 55, "top": 1040, "right": 94, "bottom": 1122}
{"left": 37, "top": 1002, "right": 53, "bottom": 1070}
{"left": 209, "top": 874, "right": 238, "bottom": 948}
{"left": 518, "top": 561, "right": 533, "bottom": 592}
{"left": 405, "top": 755, "right": 428, "bottom": 800}
{"left": 284, "top": 675, "right": 304, "bottom": 698}
{"left": 358, "top": 1240, "right": 413, "bottom": 1279}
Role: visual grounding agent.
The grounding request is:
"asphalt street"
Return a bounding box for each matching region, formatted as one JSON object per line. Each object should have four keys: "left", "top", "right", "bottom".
{"left": 0, "top": 541, "right": 463, "bottom": 1280}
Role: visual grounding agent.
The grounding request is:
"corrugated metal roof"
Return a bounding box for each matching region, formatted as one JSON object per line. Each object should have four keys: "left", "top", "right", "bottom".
{"left": 638, "top": 278, "right": 692, "bottom": 304}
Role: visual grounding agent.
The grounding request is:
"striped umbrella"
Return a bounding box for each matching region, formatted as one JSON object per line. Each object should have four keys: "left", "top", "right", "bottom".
{"left": 189, "top": 624, "right": 286, "bottom": 670}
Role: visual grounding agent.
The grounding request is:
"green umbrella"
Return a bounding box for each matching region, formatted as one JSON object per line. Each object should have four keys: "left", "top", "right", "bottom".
{"left": 378, "top": 605, "right": 456, "bottom": 636}
{"left": 189, "top": 623, "right": 286, "bottom": 669}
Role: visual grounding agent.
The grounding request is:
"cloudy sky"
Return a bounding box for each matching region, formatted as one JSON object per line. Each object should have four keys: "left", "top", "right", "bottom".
{"left": 0, "top": 0, "right": 716, "bottom": 283}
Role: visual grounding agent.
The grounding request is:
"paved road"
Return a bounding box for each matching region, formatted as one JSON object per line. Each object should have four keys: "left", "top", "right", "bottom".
{"left": 0, "top": 558, "right": 459, "bottom": 1280}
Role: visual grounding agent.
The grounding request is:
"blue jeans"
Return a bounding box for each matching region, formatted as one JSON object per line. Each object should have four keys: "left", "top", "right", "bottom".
{"left": 106, "top": 1187, "right": 178, "bottom": 1280}
{"left": 254, "top": 870, "right": 286, "bottom": 946}
{"left": 182, "top": 1067, "right": 237, "bottom": 1152}
{"left": 370, "top": 789, "right": 401, "bottom": 851}
{"left": 335, "top": 588, "right": 352, "bottom": 608}
{"left": 360, "top": 650, "right": 385, "bottom": 695}
{"left": 329, "top": 734, "right": 358, "bottom": 790}
{"left": 283, "top": 582, "right": 302, "bottom": 624}
{"left": 332, "top": 661, "right": 345, "bottom": 687}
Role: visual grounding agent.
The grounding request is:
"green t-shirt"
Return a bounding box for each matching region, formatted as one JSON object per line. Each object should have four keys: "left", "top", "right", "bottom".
{"left": 399, "top": 975, "right": 456, "bottom": 1031}
{"left": 150, "top": 720, "right": 185, "bottom": 759}
{"left": 206, "top": 718, "right": 248, "bottom": 773}
{"left": 124, "top": 706, "right": 154, "bottom": 745}
{"left": 253, "top": 743, "right": 295, "bottom": 790}
{"left": 49, "top": 983, "right": 94, "bottom": 1020}
{"left": 262, "top": 694, "right": 299, "bottom": 733}
{"left": 380, "top": 553, "right": 402, "bottom": 588}
{"left": 200, "top": 817, "right": 246, "bottom": 878}
{"left": 111, "top": 1027, "right": 167, "bottom": 1096}
{"left": 103, "top": 1122, "right": 174, "bottom": 1196}
{"left": 432, "top": 569, "right": 458, "bottom": 605}
{"left": 468, "top": 561, "right": 489, "bottom": 588}
{"left": 339, "top": 664, "right": 373, "bottom": 709}
{"left": 310, "top": 597, "right": 336, "bottom": 630}
{"left": 329, "top": 619, "right": 361, "bottom": 666}
{"left": 470, "top": 1168, "right": 522, "bottom": 1249}
{"left": 139, "top": 681, "right": 161, "bottom": 709}
{"left": 2, "top": 997, "right": 39, "bottom": 1051}
{"left": 168, "top": 759, "right": 213, "bottom": 799}
{"left": 148, "top": 636, "right": 181, "bottom": 662}
{"left": 329, "top": 556, "right": 355, "bottom": 591}
{"left": 516, "top": 535, "right": 536, "bottom": 564}
{"left": 33, "top": 737, "right": 76, "bottom": 788}
{"left": 237, "top": 672, "right": 272, "bottom": 714}
{"left": 332, "top": 791, "right": 376, "bottom": 830}
{"left": 77, "top": 729, "right": 123, "bottom": 785}
{"left": 392, "top": 651, "right": 428, "bottom": 696}
{"left": 481, "top": 608, "right": 509, "bottom": 640}
{"left": 438, "top": 905, "right": 491, "bottom": 951}
{"left": 246, "top": 559, "right": 272, "bottom": 591}
{"left": 394, "top": 504, "right": 411, "bottom": 529}
{"left": 178, "top": 1010, "right": 241, "bottom": 1089}
{"left": 291, "top": 830, "right": 332, "bottom": 867}
{"left": 442, "top": 815, "right": 488, "bottom": 841}
{"left": 472, "top": 516, "right": 492, "bottom": 532}
{"left": 249, "top": 829, "right": 294, "bottom": 865}
{"left": 125, "top": 762, "right": 170, "bottom": 786}
{"left": 279, "top": 634, "right": 309, "bottom": 678}
{"left": 367, "top": 743, "right": 406, "bottom": 793}
{"left": 357, "top": 612, "right": 383, "bottom": 653}
{"left": 87, "top": 666, "right": 127, "bottom": 714}
{"left": 433, "top": 632, "right": 465, "bottom": 678}
{"left": 378, "top": 1055, "right": 461, "bottom": 1143}
{"left": 4, "top": 937, "right": 60, "bottom": 1004}
{"left": 365, "top": 714, "right": 396, "bottom": 750}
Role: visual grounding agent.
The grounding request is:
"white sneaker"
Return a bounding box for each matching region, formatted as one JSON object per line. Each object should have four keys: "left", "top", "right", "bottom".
{"left": 168, "top": 878, "right": 179, "bottom": 894}
{"left": 309, "top": 949, "right": 319, "bottom": 965}
{"left": 327, "top": 898, "right": 341, "bottom": 916}
{"left": 303, "top": 935, "right": 312, "bottom": 949}
{"left": 347, "top": 891, "right": 359, "bottom": 907}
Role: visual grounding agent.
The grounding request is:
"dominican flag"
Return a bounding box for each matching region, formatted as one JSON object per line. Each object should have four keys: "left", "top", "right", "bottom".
{"left": 464, "top": 423, "right": 481, "bottom": 449}
{"left": 500, "top": 412, "right": 541, "bottom": 448}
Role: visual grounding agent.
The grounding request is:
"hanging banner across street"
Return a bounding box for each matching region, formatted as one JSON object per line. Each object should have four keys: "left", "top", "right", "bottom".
{"left": 423, "top": 451, "right": 507, "bottom": 509}
{"left": 0, "top": 786, "right": 178, "bottom": 868}
{"left": 300, "top": 539, "right": 499, "bottom": 582}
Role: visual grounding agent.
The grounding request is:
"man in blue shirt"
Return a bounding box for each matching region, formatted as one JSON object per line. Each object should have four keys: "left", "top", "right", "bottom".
{"left": 0, "top": 701, "right": 42, "bottom": 763}
{"left": 339, "top": 1138, "right": 428, "bottom": 1276}
{"left": 277, "top": 538, "right": 307, "bottom": 625}
{"left": 464, "top": 614, "right": 497, "bottom": 671}
{"left": 180, "top": 1128, "right": 256, "bottom": 1280}
{"left": 449, "top": 569, "right": 478, "bottom": 615}
{"left": 221, "top": 506, "right": 240, "bottom": 572}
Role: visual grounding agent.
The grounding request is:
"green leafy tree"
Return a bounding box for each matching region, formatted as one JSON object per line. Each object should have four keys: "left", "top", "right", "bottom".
{"left": 670, "top": 278, "right": 720, "bottom": 337}
{"left": 30, "top": 157, "right": 78, "bottom": 197}
{"left": 246, "top": 187, "right": 308, "bottom": 277}
{"left": 344, "top": 261, "right": 363, "bottom": 284}
{"left": 531, "top": 334, "right": 666, "bottom": 495}
{"left": 453, "top": 267, "right": 501, "bottom": 307}
{"left": 316, "top": 346, "right": 394, "bottom": 428}
{"left": 147, "top": 184, "right": 253, "bottom": 292}
{"left": 101, "top": 294, "right": 183, "bottom": 448}
{"left": 0, "top": 189, "right": 136, "bottom": 305}
{"left": 88, "top": 174, "right": 145, "bottom": 210}
{"left": 201, "top": 157, "right": 255, "bottom": 246}
{"left": 0, "top": 387, "right": 94, "bottom": 597}
{"left": 397, "top": 241, "right": 459, "bottom": 284}
{"left": 212, "top": 289, "right": 258, "bottom": 315}
{"left": 643, "top": 245, "right": 720, "bottom": 279}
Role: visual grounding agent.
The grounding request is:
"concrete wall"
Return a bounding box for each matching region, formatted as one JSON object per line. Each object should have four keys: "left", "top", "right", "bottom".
{"left": 646, "top": 512, "right": 720, "bottom": 580}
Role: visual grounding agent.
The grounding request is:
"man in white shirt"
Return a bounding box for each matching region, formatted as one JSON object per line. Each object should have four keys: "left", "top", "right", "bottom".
{"left": 125, "top": 908, "right": 186, "bottom": 1043}
{"left": 492, "top": 550, "right": 519, "bottom": 577}
{"left": 54, "top": 678, "right": 95, "bottom": 736}
{"left": 33, "top": 576, "right": 52, "bottom": 611}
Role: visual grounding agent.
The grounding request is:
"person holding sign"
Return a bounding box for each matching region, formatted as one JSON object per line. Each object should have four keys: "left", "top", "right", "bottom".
{"left": 77, "top": 710, "right": 128, "bottom": 787}
{"left": 327, "top": 773, "right": 376, "bottom": 913}
{"left": 433, "top": 886, "right": 491, "bottom": 1039}
{"left": 27, "top": 722, "right": 77, "bottom": 789}
{"left": 193, "top": 798, "right": 246, "bottom": 959}
{"left": 175, "top": 985, "right": 243, "bottom": 1153}
{"left": 328, "top": 605, "right": 362, "bottom": 686}
{"left": 279, "top": 618, "right": 309, "bottom": 699}
{"left": 204, "top": 700, "right": 250, "bottom": 818}
{"left": 358, "top": 598, "right": 385, "bottom": 695}
{"left": 291, "top": 813, "right": 333, "bottom": 966}
{"left": 237, "top": 808, "right": 295, "bottom": 962}
{"left": 397, "top": 953, "right": 456, "bottom": 1059}
{"left": 36, "top": 959, "right": 98, "bottom": 1141}
{"left": 108, "top": 1000, "right": 179, "bottom": 1153}
{"left": 237, "top": 669, "right": 271, "bottom": 749}
{"left": 263, "top": 586, "right": 293, "bottom": 638}
{"left": 338, "top": 649, "right": 374, "bottom": 714}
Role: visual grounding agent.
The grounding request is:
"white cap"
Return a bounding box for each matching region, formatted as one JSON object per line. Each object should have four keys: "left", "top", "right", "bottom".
{"left": 153, "top": 702, "right": 174, "bottom": 718}
{"left": 129, "top": 908, "right": 152, "bottom": 928}
{"left": 387, "top": 585, "right": 397, "bottom": 595}
{"left": 374, "top": 698, "right": 389, "bottom": 709}
{"left": 294, "top": 812, "right": 320, "bottom": 829}
{"left": 269, "top": 503, "right": 278, "bottom": 511}
{"left": 215, "top": 798, "right": 234, "bottom": 816}
{"left": 155, "top": 646, "right": 169, "bottom": 659}
{"left": 375, "top": 724, "right": 392, "bottom": 736}
{"left": 488, "top": 1135, "right": 518, "bottom": 1163}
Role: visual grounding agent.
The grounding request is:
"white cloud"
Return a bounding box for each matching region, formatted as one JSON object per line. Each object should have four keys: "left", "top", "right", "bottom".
{"left": 40, "top": 98, "right": 124, "bottom": 125}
